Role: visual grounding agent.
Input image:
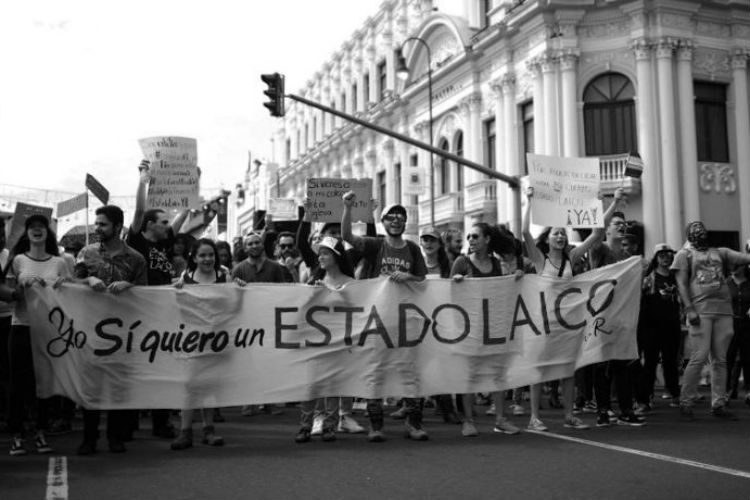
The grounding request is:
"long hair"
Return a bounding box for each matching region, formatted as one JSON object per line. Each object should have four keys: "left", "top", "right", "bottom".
{"left": 644, "top": 250, "right": 675, "bottom": 277}
{"left": 215, "top": 240, "right": 233, "bottom": 268}
{"left": 2, "top": 224, "right": 60, "bottom": 279}
{"left": 307, "top": 239, "right": 354, "bottom": 283}
{"left": 186, "top": 238, "right": 221, "bottom": 273}
{"left": 534, "top": 226, "right": 570, "bottom": 257}
{"left": 422, "top": 234, "right": 451, "bottom": 278}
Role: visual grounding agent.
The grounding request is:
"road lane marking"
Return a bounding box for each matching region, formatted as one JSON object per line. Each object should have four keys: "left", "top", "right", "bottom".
{"left": 526, "top": 430, "right": 750, "bottom": 480}
{"left": 46, "top": 456, "right": 68, "bottom": 500}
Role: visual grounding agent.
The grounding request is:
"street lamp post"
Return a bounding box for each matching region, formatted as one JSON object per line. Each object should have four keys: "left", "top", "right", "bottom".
{"left": 395, "top": 37, "right": 434, "bottom": 228}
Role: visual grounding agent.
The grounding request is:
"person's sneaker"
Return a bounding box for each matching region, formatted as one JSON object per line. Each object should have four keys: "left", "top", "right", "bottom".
{"left": 35, "top": 433, "right": 52, "bottom": 454}
{"left": 311, "top": 414, "right": 324, "bottom": 436}
{"left": 367, "top": 429, "right": 386, "bottom": 443}
{"left": 202, "top": 425, "right": 224, "bottom": 446}
{"left": 527, "top": 417, "right": 548, "bottom": 432}
{"left": 680, "top": 405, "right": 694, "bottom": 420}
{"left": 583, "top": 401, "right": 598, "bottom": 413}
{"left": 485, "top": 403, "right": 497, "bottom": 416}
{"left": 404, "top": 422, "right": 429, "bottom": 441}
{"left": 596, "top": 412, "right": 611, "bottom": 427}
{"left": 337, "top": 414, "right": 366, "bottom": 434}
{"left": 321, "top": 427, "right": 337, "bottom": 442}
{"left": 170, "top": 430, "right": 193, "bottom": 450}
{"left": 510, "top": 404, "right": 525, "bottom": 416}
{"left": 390, "top": 406, "right": 407, "bottom": 420}
{"left": 669, "top": 397, "right": 681, "bottom": 408}
{"left": 47, "top": 418, "right": 73, "bottom": 436}
{"left": 76, "top": 440, "right": 97, "bottom": 456}
{"left": 9, "top": 436, "right": 27, "bottom": 456}
{"left": 461, "top": 421, "right": 479, "bottom": 437}
{"left": 607, "top": 409, "right": 617, "bottom": 418}
{"left": 711, "top": 406, "right": 738, "bottom": 420}
{"left": 108, "top": 439, "right": 126, "bottom": 453}
{"left": 564, "top": 416, "right": 590, "bottom": 430}
{"left": 294, "top": 427, "right": 311, "bottom": 444}
{"left": 493, "top": 417, "right": 521, "bottom": 435}
{"left": 572, "top": 405, "right": 583, "bottom": 415}
{"left": 617, "top": 413, "right": 646, "bottom": 426}
{"left": 633, "top": 403, "right": 651, "bottom": 416}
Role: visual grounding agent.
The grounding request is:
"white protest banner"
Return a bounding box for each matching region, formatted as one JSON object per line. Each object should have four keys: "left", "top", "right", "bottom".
{"left": 267, "top": 198, "right": 298, "bottom": 221}
{"left": 26, "top": 258, "right": 641, "bottom": 409}
{"left": 526, "top": 153, "right": 603, "bottom": 228}
{"left": 306, "top": 178, "right": 374, "bottom": 223}
{"left": 139, "top": 136, "right": 200, "bottom": 210}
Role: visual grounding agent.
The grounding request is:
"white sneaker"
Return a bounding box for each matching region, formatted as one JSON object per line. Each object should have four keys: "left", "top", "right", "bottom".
{"left": 461, "top": 421, "right": 479, "bottom": 437}
{"left": 485, "top": 403, "right": 496, "bottom": 416}
{"left": 510, "top": 404, "right": 526, "bottom": 416}
{"left": 311, "top": 414, "right": 324, "bottom": 436}
{"left": 337, "top": 414, "right": 365, "bottom": 434}
{"left": 527, "top": 417, "right": 548, "bottom": 432}
{"left": 493, "top": 417, "right": 521, "bottom": 435}
{"left": 563, "top": 415, "right": 590, "bottom": 430}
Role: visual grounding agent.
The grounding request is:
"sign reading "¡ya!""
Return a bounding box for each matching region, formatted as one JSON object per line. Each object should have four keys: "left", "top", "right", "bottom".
{"left": 139, "top": 136, "right": 200, "bottom": 211}
{"left": 25, "top": 258, "right": 642, "bottom": 409}
{"left": 526, "top": 153, "right": 603, "bottom": 228}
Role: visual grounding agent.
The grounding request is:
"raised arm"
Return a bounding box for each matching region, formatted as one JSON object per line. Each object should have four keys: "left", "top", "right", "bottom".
{"left": 521, "top": 187, "right": 545, "bottom": 272}
{"left": 341, "top": 191, "right": 365, "bottom": 253}
{"left": 131, "top": 160, "right": 151, "bottom": 234}
{"left": 297, "top": 199, "right": 317, "bottom": 269}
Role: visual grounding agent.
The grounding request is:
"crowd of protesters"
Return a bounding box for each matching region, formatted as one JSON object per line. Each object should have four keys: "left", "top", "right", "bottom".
{"left": 0, "top": 161, "right": 748, "bottom": 456}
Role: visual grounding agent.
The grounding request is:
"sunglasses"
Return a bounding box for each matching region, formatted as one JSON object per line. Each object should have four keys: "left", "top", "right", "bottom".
{"left": 467, "top": 233, "right": 481, "bottom": 240}
{"left": 279, "top": 244, "right": 294, "bottom": 249}
{"left": 383, "top": 213, "right": 406, "bottom": 222}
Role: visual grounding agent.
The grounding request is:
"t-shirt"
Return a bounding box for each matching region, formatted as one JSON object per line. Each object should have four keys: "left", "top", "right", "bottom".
{"left": 642, "top": 271, "right": 680, "bottom": 323}
{"left": 360, "top": 237, "right": 427, "bottom": 279}
{"left": 589, "top": 243, "right": 628, "bottom": 269}
{"left": 182, "top": 268, "right": 227, "bottom": 284}
{"left": 230, "top": 257, "right": 285, "bottom": 283}
{"left": 671, "top": 246, "right": 745, "bottom": 316}
{"left": 8, "top": 254, "right": 69, "bottom": 326}
{"left": 451, "top": 255, "right": 503, "bottom": 278}
{"left": 75, "top": 242, "right": 147, "bottom": 286}
{"left": 126, "top": 228, "right": 175, "bottom": 286}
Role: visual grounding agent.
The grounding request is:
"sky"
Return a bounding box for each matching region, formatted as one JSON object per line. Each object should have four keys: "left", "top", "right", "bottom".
{"left": 0, "top": 0, "right": 383, "bottom": 197}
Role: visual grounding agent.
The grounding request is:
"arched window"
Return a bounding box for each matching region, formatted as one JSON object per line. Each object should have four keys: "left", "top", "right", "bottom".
{"left": 438, "top": 138, "right": 450, "bottom": 195}
{"left": 583, "top": 73, "right": 638, "bottom": 155}
{"left": 455, "top": 131, "right": 464, "bottom": 191}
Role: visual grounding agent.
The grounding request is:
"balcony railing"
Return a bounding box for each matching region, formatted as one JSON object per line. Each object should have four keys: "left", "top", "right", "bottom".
{"left": 418, "top": 192, "right": 464, "bottom": 227}
{"left": 464, "top": 179, "right": 497, "bottom": 214}
{"left": 598, "top": 153, "right": 641, "bottom": 195}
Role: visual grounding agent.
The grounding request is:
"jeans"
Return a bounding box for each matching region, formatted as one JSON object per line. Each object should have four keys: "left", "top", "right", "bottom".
{"left": 641, "top": 320, "right": 682, "bottom": 399}
{"left": 680, "top": 314, "right": 734, "bottom": 408}
{"left": 82, "top": 409, "right": 130, "bottom": 442}
{"left": 593, "top": 360, "right": 635, "bottom": 416}
{"left": 299, "top": 398, "right": 339, "bottom": 430}
{"left": 726, "top": 319, "right": 750, "bottom": 394}
{"left": 367, "top": 397, "right": 423, "bottom": 430}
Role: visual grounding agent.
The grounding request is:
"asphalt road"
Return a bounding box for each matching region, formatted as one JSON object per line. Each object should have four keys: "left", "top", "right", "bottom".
{"left": 2, "top": 392, "right": 749, "bottom": 500}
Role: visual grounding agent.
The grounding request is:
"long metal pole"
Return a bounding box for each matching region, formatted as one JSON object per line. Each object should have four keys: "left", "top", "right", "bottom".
{"left": 285, "top": 93, "right": 519, "bottom": 188}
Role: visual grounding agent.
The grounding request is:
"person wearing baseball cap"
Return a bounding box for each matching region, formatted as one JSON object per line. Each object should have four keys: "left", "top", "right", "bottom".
{"left": 341, "top": 190, "right": 428, "bottom": 442}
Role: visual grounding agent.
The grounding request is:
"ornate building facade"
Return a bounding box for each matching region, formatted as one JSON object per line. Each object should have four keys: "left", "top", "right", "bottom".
{"left": 261, "top": 0, "right": 750, "bottom": 252}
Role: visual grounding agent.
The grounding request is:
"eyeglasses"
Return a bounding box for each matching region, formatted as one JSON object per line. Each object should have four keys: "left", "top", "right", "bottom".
{"left": 610, "top": 221, "right": 626, "bottom": 227}
{"left": 467, "top": 234, "right": 481, "bottom": 240}
{"left": 279, "top": 244, "right": 294, "bottom": 249}
{"left": 383, "top": 213, "right": 406, "bottom": 222}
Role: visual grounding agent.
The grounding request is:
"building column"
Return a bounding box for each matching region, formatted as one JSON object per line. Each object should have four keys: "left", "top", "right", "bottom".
{"left": 633, "top": 39, "right": 664, "bottom": 251}
{"left": 676, "top": 40, "right": 700, "bottom": 225}
{"left": 656, "top": 37, "right": 683, "bottom": 249}
{"left": 503, "top": 74, "right": 522, "bottom": 234}
{"left": 732, "top": 51, "right": 750, "bottom": 246}
{"left": 560, "top": 51, "right": 580, "bottom": 157}
{"left": 463, "top": 93, "right": 483, "bottom": 186}
{"left": 490, "top": 79, "right": 507, "bottom": 226}
{"left": 383, "top": 139, "right": 397, "bottom": 205}
{"left": 529, "top": 59, "right": 545, "bottom": 154}
{"left": 541, "top": 52, "right": 559, "bottom": 156}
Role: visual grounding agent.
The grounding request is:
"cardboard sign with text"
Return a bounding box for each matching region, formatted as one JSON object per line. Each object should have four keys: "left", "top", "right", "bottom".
{"left": 8, "top": 202, "right": 54, "bottom": 249}
{"left": 526, "top": 154, "right": 603, "bottom": 228}
{"left": 267, "top": 198, "right": 298, "bottom": 221}
{"left": 57, "top": 193, "right": 88, "bottom": 218}
{"left": 139, "top": 136, "right": 200, "bottom": 211}
{"left": 306, "top": 178, "right": 373, "bottom": 223}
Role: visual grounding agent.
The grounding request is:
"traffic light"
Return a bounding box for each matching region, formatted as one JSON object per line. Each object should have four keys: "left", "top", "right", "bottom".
{"left": 261, "top": 73, "right": 285, "bottom": 117}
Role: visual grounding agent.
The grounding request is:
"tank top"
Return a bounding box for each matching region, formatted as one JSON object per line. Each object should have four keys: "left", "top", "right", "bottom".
{"left": 541, "top": 255, "right": 573, "bottom": 278}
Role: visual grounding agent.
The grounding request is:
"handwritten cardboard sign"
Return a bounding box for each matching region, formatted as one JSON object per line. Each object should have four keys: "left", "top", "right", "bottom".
{"left": 306, "top": 178, "right": 373, "bottom": 223}
{"left": 526, "top": 153, "right": 603, "bottom": 228}
{"left": 267, "top": 198, "right": 298, "bottom": 221}
{"left": 57, "top": 193, "right": 88, "bottom": 218}
{"left": 139, "top": 136, "right": 200, "bottom": 211}
{"left": 8, "top": 202, "right": 54, "bottom": 249}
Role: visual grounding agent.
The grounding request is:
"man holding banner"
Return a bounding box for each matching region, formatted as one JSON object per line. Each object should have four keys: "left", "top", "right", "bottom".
{"left": 341, "top": 191, "right": 429, "bottom": 442}
{"left": 126, "top": 160, "right": 189, "bottom": 439}
{"left": 74, "top": 205, "right": 147, "bottom": 455}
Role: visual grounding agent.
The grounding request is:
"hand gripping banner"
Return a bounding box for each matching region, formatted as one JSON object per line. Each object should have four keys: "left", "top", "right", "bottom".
{"left": 25, "top": 258, "right": 642, "bottom": 409}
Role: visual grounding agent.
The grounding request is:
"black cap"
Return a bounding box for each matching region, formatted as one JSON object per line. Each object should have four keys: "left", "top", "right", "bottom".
{"left": 24, "top": 214, "right": 50, "bottom": 230}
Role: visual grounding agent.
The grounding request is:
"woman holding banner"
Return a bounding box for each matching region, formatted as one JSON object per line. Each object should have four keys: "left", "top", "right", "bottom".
{"left": 170, "top": 238, "right": 232, "bottom": 451}
{"left": 521, "top": 186, "right": 624, "bottom": 432}
{"left": 451, "top": 222, "right": 522, "bottom": 437}
{"left": 1, "top": 214, "right": 70, "bottom": 456}
{"left": 294, "top": 236, "right": 355, "bottom": 443}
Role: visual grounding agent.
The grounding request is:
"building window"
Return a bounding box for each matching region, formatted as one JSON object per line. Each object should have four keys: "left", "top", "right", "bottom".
{"left": 410, "top": 153, "right": 419, "bottom": 206}
{"left": 285, "top": 139, "right": 291, "bottom": 163}
{"left": 480, "top": 0, "right": 493, "bottom": 29}
{"left": 455, "top": 131, "right": 464, "bottom": 191}
{"left": 438, "top": 138, "right": 450, "bottom": 195}
{"left": 352, "top": 82, "right": 358, "bottom": 112}
{"left": 296, "top": 130, "right": 301, "bottom": 157}
{"left": 484, "top": 118, "right": 496, "bottom": 171}
{"left": 583, "top": 72, "right": 637, "bottom": 156}
{"left": 363, "top": 73, "right": 370, "bottom": 107}
{"left": 377, "top": 170, "right": 387, "bottom": 206}
{"left": 522, "top": 101, "right": 534, "bottom": 175}
{"left": 695, "top": 81, "right": 729, "bottom": 162}
{"left": 341, "top": 91, "right": 347, "bottom": 114}
{"left": 312, "top": 116, "right": 317, "bottom": 143}
{"left": 395, "top": 163, "right": 402, "bottom": 204}
{"left": 377, "top": 60, "right": 387, "bottom": 101}
{"left": 304, "top": 124, "right": 309, "bottom": 151}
